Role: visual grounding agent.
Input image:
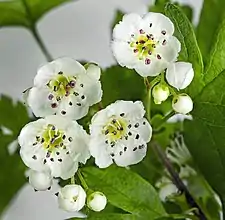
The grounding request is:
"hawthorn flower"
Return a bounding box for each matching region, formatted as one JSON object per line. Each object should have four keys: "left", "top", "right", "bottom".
{"left": 28, "top": 170, "right": 53, "bottom": 191}
{"left": 58, "top": 184, "right": 86, "bottom": 212}
{"left": 112, "top": 13, "right": 181, "bottom": 77}
{"left": 152, "top": 84, "right": 170, "bottom": 104}
{"left": 89, "top": 100, "right": 152, "bottom": 168}
{"left": 166, "top": 62, "right": 194, "bottom": 90}
{"left": 87, "top": 192, "right": 107, "bottom": 212}
{"left": 172, "top": 94, "right": 193, "bottom": 114}
{"left": 18, "top": 115, "right": 90, "bottom": 180}
{"left": 26, "top": 58, "right": 102, "bottom": 120}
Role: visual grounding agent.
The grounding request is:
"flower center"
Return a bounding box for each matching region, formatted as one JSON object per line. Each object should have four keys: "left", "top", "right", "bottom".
{"left": 47, "top": 72, "right": 76, "bottom": 98}
{"left": 130, "top": 32, "right": 156, "bottom": 59}
{"left": 103, "top": 117, "right": 127, "bottom": 142}
{"left": 36, "top": 124, "right": 67, "bottom": 152}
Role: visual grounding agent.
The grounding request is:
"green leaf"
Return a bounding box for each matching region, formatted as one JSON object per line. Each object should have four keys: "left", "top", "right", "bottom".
{"left": 111, "top": 10, "right": 124, "bottom": 30}
{"left": 0, "top": 0, "right": 72, "bottom": 28}
{"left": 101, "top": 66, "right": 145, "bottom": 106}
{"left": 81, "top": 166, "right": 166, "bottom": 219}
{"left": 164, "top": 3, "right": 204, "bottom": 97}
{"left": 184, "top": 70, "right": 225, "bottom": 213}
{"left": 0, "top": 95, "right": 29, "bottom": 214}
{"left": 71, "top": 213, "right": 139, "bottom": 220}
{"left": 203, "top": 14, "right": 225, "bottom": 85}
{"left": 196, "top": 0, "right": 225, "bottom": 64}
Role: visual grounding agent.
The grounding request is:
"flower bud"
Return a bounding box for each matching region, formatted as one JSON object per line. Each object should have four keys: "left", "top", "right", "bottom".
{"left": 58, "top": 184, "right": 86, "bottom": 212}
{"left": 87, "top": 191, "right": 107, "bottom": 212}
{"left": 152, "top": 84, "right": 170, "bottom": 104}
{"left": 29, "top": 170, "right": 52, "bottom": 191}
{"left": 172, "top": 94, "right": 193, "bottom": 114}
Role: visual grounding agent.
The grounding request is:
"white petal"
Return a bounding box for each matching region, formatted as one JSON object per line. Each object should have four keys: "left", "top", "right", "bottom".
{"left": 166, "top": 62, "right": 194, "bottom": 90}
{"left": 113, "top": 13, "right": 142, "bottom": 41}
{"left": 155, "top": 36, "right": 181, "bottom": 63}
{"left": 19, "top": 119, "right": 48, "bottom": 172}
{"left": 34, "top": 57, "right": 85, "bottom": 87}
{"left": 89, "top": 137, "right": 113, "bottom": 168}
{"left": 57, "top": 96, "right": 89, "bottom": 120}
{"left": 29, "top": 170, "right": 52, "bottom": 191}
{"left": 135, "top": 57, "right": 167, "bottom": 77}
{"left": 130, "top": 118, "right": 152, "bottom": 143}
{"left": 113, "top": 138, "right": 147, "bottom": 167}
{"left": 86, "top": 63, "right": 101, "bottom": 80}
{"left": 108, "top": 100, "right": 146, "bottom": 119}
{"left": 27, "top": 87, "right": 56, "bottom": 117}
{"left": 143, "top": 12, "right": 174, "bottom": 36}
{"left": 172, "top": 94, "right": 193, "bottom": 114}
{"left": 111, "top": 41, "right": 137, "bottom": 69}
{"left": 88, "top": 192, "right": 107, "bottom": 212}
{"left": 76, "top": 72, "right": 102, "bottom": 106}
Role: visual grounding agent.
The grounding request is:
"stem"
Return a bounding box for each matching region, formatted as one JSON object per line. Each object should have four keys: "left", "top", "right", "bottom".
{"left": 152, "top": 142, "right": 207, "bottom": 220}
{"left": 71, "top": 176, "right": 75, "bottom": 184}
{"left": 154, "top": 111, "right": 175, "bottom": 130}
{"left": 77, "top": 169, "right": 89, "bottom": 191}
{"left": 30, "top": 26, "right": 53, "bottom": 62}
{"left": 21, "top": 0, "right": 53, "bottom": 62}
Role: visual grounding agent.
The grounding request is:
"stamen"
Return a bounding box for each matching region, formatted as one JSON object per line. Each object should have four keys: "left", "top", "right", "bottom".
{"left": 145, "top": 58, "right": 151, "bottom": 65}
{"left": 157, "top": 54, "right": 161, "bottom": 60}
{"left": 51, "top": 103, "right": 57, "bottom": 108}
{"left": 161, "top": 30, "right": 166, "bottom": 35}
{"left": 48, "top": 94, "right": 54, "bottom": 100}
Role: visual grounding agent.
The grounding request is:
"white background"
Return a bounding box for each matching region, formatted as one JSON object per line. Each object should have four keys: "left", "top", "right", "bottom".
{"left": 0, "top": 0, "right": 203, "bottom": 219}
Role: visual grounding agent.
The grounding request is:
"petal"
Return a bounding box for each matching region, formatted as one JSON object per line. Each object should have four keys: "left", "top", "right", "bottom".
{"left": 108, "top": 100, "right": 146, "bottom": 119}
{"left": 66, "top": 121, "right": 90, "bottom": 165}
{"left": 86, "top": 63, "right": 101, "bottom": 80}
{"left": 111, "top": 41, "right": 137, "bottom": 68}
{"left": 155, "top": 36, "right": 181, "bottom": 63}
{"left": 166, "top": 62, "right": 194, "bottom": 89}
{"left": 76, "top": 72, "right": 102, "bottom": 106}
{"left": 57, "top": 95, "right": 89, "bottom": 120}
{"left": 143, "top": 12, "right": 174, "bottom": 36}
{"left": 89, "top": 137, "right": 113, "bottom": 168}
{"left": 113, "top": 137, "right": 147, "bottom": 167}
{"left": 135, "top": 57, "right": 167, "bottom": 77}
{"left": 34, "top": 57, "right": 85, "bottom": 87}
{"left": 113, "top": 13, "right": 142, "bottom": 41}
{"left": 27, "top": 87, "right": 56, "bottom": 117}
{"left": 130, "top": 118, "right": 152, "bottom": 143}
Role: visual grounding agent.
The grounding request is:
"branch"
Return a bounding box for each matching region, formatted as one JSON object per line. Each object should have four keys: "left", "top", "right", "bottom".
{"left": 152, "top": 142, "right": 207, "bottom": 220}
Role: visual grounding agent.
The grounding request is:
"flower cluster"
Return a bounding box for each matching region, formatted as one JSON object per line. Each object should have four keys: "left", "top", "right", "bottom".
{"left": 18, "top": 11, "right": 195, "bottom": 216}
{"left": 112, "top": 13, "right": 194, "bottom": 115}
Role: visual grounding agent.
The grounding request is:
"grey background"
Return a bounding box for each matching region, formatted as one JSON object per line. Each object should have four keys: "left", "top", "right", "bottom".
{"left": 0, "top": 0, "right": 202, "bottom": 219}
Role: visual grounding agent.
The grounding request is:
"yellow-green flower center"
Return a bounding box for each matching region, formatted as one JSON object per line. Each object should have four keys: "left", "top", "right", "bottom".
{"left": 47, "top": 72, "right": 76, "bottom": 97}
{"left": 103, "top": 117, "right": 127, "bottom": 142}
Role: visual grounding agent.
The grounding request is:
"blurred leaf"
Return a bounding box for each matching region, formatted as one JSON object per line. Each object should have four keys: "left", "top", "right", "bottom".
{"left": 164, "top": 3, "right": 204, "bottom": 97}
{"left": 81, "top": 166, "right": 166, "bottom": 219}
{"left": 71, "top": 213, "right": 138, "bottom": 220}
{"left": 184, "top": 69, "right": 225, "bottom": 214}
{"left": 0, "top": 95, "right": 30, "bottom": 214}
{"left": 101, "top": 66, "right": 145, "bottom": 106}
{"left": 203, "top": 13, "right": 225, "bottom": 85}
{"left": 0, "top": 0, "right": 72, "bottom": 28}
{"left": 196, "top": 0, "right": 225, "bottom": 64}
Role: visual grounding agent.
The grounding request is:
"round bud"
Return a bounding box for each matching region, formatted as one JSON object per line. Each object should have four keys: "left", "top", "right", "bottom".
{"left": 29, "top": 170, "right": 53, "bottom": 191}
{"left": 87, "top": 191, "right": 107, "bottom": 212}
{"left": 58, "top": 184, "right": 86, "bottom": 212}
{"left": 172, "top": 94, "right": 193, "bottom": 114}
{"left": 152, "top": 84, "right": 170, "bottom": 104}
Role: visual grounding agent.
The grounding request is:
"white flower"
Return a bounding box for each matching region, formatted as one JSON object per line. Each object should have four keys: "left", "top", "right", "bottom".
{"left": 18, "top": 115, "right": 90, "bottom": 180}
{"left": 172, "top": 94, "right": 193, "bottom": 114}
{"left": 28, "top": 170, "right": 53, "bottom": 191}
{"left": 26, "top": 58, "right": 102, "bottom": 120}
{"left": 166, "top": 62, "right": 194, "bottom": 90}
{"left": 112, "top": 13, "right": 181, "bottom": 77}
{"left": 87, "top": 192, "right": 107, "bottom": 212}
{"left": 89, "top": 100, "right": 152, "bottom": 168}
{"left": 152, "top": 84, "right": 170, "bottom": 104}
{"left": 58, "top": 184, "right": 86, "bottom": 212}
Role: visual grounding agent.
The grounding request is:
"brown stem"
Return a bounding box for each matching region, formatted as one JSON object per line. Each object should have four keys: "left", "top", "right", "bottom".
{"left": 152, "top": 142, "right": 207, "bottom": 220}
